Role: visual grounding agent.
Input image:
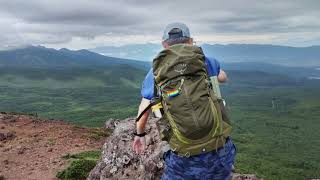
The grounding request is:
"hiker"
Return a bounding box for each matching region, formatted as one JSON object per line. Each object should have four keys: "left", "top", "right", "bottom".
{"left": 132, "top": 22, "right": 236, "bottom": 180}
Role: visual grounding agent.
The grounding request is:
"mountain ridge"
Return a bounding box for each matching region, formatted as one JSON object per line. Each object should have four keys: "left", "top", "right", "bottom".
{"left": 0, "top": 45, "right": 149, "bottom": 69}
{"left": 1, "top": 45, "right": 319, "bottom": 79}
{"left": 90, "top": 43, "right": 320, "bottom": 66}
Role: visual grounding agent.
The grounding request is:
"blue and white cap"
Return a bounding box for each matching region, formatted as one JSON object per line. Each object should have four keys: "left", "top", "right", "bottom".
{"left": 162, "top": 22, "right": 191, "bottom": 41}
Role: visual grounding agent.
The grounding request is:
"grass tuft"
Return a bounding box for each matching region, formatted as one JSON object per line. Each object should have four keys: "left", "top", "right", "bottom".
{"left": 57, "top": 151, "right": 101, "bottom": 180}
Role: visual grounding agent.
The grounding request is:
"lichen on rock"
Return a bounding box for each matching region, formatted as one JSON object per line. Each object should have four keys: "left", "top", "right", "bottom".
{"left": 88, "top": 118, "right": 259, "bottom": 180}
{"left": 88, "top": 118, "right": 165, "bottom": 180}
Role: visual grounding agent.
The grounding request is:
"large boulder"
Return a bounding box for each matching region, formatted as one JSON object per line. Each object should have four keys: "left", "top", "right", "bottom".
{"left": 88, "top": 118, "right": 259, "bottom": 180}
{"left": 88, "top": 118, "right": 165, "bottom": 180}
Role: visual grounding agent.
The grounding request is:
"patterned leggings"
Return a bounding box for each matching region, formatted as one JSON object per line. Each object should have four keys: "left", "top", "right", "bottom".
{"left": 161, "top": 137, "right": 236, "bottom": 180}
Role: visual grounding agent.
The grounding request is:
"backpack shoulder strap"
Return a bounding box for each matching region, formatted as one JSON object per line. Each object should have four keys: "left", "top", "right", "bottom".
{"left": 135, "top": 103, "right": 153, "bottom": 122}
{"left": 136, "top": 79, "right": 159, "bottom": 122}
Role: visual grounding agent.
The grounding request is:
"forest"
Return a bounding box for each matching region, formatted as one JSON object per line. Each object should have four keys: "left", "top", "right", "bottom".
{"left": 0, "top": 64, "right": 319, "bottom": 179}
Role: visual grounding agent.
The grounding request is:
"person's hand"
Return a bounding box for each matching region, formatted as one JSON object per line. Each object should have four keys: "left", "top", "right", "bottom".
{"left": 218, "top": 69, "right": 228, "bottom": 83}
{"left": 132, "top": 136, "right": 146, "bottom": 154}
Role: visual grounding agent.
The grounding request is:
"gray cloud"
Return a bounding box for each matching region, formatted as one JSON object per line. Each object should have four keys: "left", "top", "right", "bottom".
{"left": 0, "top": 0, "right": 319, "bottom": 49}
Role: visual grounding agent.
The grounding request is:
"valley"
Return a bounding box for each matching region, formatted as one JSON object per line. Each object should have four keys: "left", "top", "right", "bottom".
{"left": 0, "top": 46, "right": 319, "bottom": 179}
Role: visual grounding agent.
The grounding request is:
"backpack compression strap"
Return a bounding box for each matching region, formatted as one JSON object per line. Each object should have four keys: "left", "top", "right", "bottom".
{"left": 135, "top": 101, "right": 158, "bottom": 122}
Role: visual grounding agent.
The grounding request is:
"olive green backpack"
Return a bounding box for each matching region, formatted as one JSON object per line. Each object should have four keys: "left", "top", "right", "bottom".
{"left": 153, "top": 44, "right": 232, "bottom": 156}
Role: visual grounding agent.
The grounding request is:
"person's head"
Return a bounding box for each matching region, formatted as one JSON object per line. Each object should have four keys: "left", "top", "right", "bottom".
{"left": 162, "top": 22, "right": 193, "bottom": 48}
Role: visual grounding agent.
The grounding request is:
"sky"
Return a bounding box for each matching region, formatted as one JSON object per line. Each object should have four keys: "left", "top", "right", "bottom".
{"left": 1, "top": 0, "right": 320, "bottom": 50}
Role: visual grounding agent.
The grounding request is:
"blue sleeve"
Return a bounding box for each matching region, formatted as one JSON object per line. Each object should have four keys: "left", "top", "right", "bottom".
{"left": 141, "top": 68, "right": 154, "bottom": 100}
{"left": 141, "top": 57, "right": 219, "bottom": 99}
{"left": 205, "top": 56, "right": 220, "bottom": 77}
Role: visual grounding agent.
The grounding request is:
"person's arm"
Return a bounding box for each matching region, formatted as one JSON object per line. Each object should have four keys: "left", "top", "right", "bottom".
{"left": 133, "top": 68, "right": 154, "bottom": 154}
{"left": 218, "top": 69, "right": 228, "bottom": 83}
{"left": 136, "top": 98, "right": 151, "bottom": 134}
{"left": 205, "top": 57, "right": 227, "bottom": 83}
{"left": 132, "top": 98, "right": 150, "bottom": 154}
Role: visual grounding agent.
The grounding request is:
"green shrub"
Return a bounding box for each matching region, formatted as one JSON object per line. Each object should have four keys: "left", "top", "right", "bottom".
{"left": 56, "top": 159, "right": 96, "bottom": 180}
{"left": 57, "top": 151, "right": 101, "bottom": 180}
{"left": 87, "top": 130, "right": 110, "bottom": 140}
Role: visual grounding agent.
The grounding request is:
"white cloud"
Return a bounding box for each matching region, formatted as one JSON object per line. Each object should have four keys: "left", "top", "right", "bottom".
{"left": 0, "top": 0, "right": 319, "bottom": 49}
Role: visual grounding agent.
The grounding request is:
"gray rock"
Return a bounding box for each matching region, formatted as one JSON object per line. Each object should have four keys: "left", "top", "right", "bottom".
{"left": 88, "top": 118, "right": 259, "bottom": 180}
{"left": 0, "top": 131, "right": 16, "bottom": 142}
{"left": 0, "top": 133, "right": 5, "bottom": 141}
{"left": 232, "top": 173, "right": 260, "bottom": 180}
{"left": 88, "top": 118, "right": 163, "bottom": 180}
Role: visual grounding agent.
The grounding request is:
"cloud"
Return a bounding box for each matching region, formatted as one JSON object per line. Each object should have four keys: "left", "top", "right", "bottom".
{"left": 0, "top": 0, "right": 319, "bottom": 49}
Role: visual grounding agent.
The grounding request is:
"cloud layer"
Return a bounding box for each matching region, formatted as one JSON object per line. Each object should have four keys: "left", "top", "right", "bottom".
{"left": 1, "top": 0, "right": 319, "bottom": 49}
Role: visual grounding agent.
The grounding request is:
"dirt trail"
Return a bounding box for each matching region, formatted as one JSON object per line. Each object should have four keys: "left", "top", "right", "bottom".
{"left": 0, "top": 113, "right": 105, "bottom": 180}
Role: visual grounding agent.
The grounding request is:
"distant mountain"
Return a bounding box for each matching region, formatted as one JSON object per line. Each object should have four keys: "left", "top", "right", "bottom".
{"left": 90, "top": 43, "right": 320, "bottom": 67}
{"left": 2, "top": 45, "right": 319, "bottom": 79}
{"left": 223, "top": 62, "right": 320, "bottom": 78}
{"left": 202, "top": 44, "right": 320, "bottom": 67}
{"left": 0, "top": 46, "right": 149, "bottom": 69}
{"left": 0, "top": 46, "right": 149, "bottom": 126}
{"left": 90, "top": 43, "right": 162, "bottom": 61}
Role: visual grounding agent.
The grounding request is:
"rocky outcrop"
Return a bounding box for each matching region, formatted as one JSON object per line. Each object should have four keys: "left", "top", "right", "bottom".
{"left": 88, "top": 118, "right": 166, "bottom": 180}
{"left": 88, "top": 118, "right": 259, "bottom": 180}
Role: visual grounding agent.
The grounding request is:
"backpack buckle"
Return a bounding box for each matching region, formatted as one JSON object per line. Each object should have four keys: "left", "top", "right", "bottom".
{"left": 184, "top": 152, "right": 190, "bottom": 158}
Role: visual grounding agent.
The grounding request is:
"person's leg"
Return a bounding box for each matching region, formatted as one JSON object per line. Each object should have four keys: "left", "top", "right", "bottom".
{"left": 211, "top": 137, "right": 237, "bottom": 180}
{"left": 162, "top": 138, "right": 236, "bottom": 180}
{"left": 161, "top": 151, "right": 186, "bottom": 180}
{"left": 161, "top": 150, "right": 213, "bottom": 180}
